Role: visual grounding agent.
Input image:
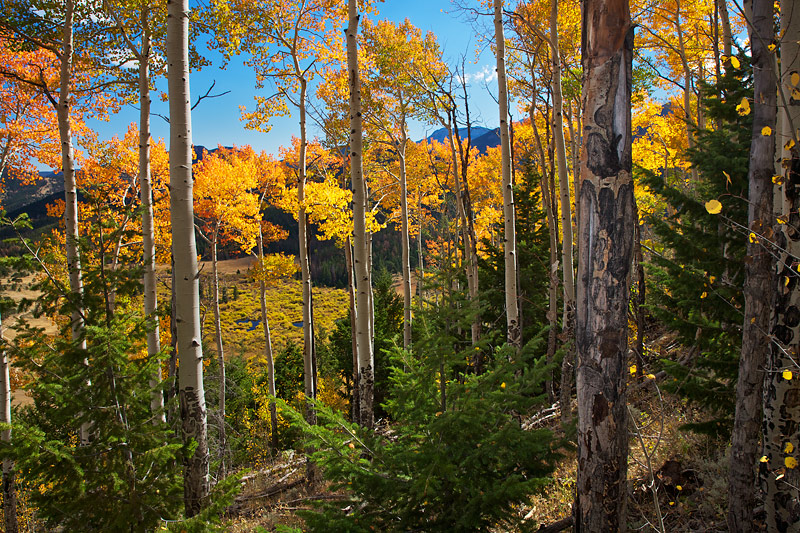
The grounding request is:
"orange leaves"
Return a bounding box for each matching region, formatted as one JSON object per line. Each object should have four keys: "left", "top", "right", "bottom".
{"left": 193, "top": 145, "right": 266, "bottom": 254}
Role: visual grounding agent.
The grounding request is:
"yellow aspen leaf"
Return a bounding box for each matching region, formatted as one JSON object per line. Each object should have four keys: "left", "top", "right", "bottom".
{"left": 500, "top": 382, "right": 506, "bottom": 389}
{"left": 669, "top": 501, "right": 675, "bottom": 506}
{"left": 792, "top": 72, "right": 800, "bottom": 86}
{"left": 785, "top": 442, "right": 794, "bottom": 453}
{"left": 701, "top": 292, "right": 708, "bottom": 299}
{"left": 646, "top": 374, "right": 656, "bottom": 379}
{"left": 786, "top": 139, "right": 796, "bottom": 150}
{"left": 629, "top": 365, "right": 637, "bottom": 375}
{"left": 751, "top": 317, "right": 757, "bottom": 324}
{"left": 773, "top": 175, "right": 784, "bottom": 184}
{"left": 760, "top": 455, "right": 769, "bottom": 463}
{"left": 731, "top": 56, "right": 741, "bottom": 68}
{"left": 705, "top": 199, "right": 723, "bottom": 214}
{"left": 737, "top": 98, "right": 751, "bottom": 115}
{"left": 783, "top": 369, "right": 793, "bottom": 380}
{"left": 768, "top": 44, "right": 777, "bottom": 52}
{"left": 786, "top": 277, "right": 791, "bottom": 287}
{"left": 749, "top": 232, "right": 759, "bottom": 243}
{"left": 793, "top": 89, "right": 800, "bottom": 100}
{"left": 676, "top": 485, "right": 683, "bottom": 491}
{"left": 762, "top": 126, "right": 773, "bottom": 136}
{"left": 723, "top": 171, "right": 732, "bottom": 186}
{"left": 709, "top": 276, "right": 716, "bottom": 284}
{"left": 785, "top": 456, "right": 798, "bottom": 469}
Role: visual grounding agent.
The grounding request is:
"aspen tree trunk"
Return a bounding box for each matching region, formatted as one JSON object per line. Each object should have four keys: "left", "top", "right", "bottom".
{"left": 761, "top": 1, "right": 800, "bottom": 528}
{"left": 297, "top": 78, "right": 317, "bottom": 424}
{"left": 550, "top": 0, "right": 576, "bottom": 420}
{"left": 345, "top": 239, "right": 359, "bottom": 424}
{"left": 1, "top": 312, "right": 17, "bottom": 533}
{"left": 542, "top": 169, "right": 560, "bottom": 402}
{"left": 574, "top": 0, "right": 634, "bottom": 528}
{"left": 717, "top": 0, "right": 733, "bottom": 60}
{"left": 138, "top": 10, "right": 165, "bottom": 424}
{"left": 398, "top": 104, "right": 413, "bottom": 348}
{"left": 417, "top": 190, "right": 424, "bottom": 308}
{"left": 211, "top": 233, "right": 227, "bottom": 474}
{"left": 58, "top": 0, "right": 90, "bottom": 446}
{"left": 495, "top": 0, "right": 520, "bottom": 349}
{"left": 446, "top": 121, "right": 481, "bottom": 350}
{"left": 348, "top": 0, "right": 374, "bottom": 428}
{"left": 256, "top": 229, "right": 279, "bottom": 449}
{"left": 728, "top": 0, "right": 777, "bottom": 530}
{"left": 167, "top": 0, "right": 209, "bottom": 515}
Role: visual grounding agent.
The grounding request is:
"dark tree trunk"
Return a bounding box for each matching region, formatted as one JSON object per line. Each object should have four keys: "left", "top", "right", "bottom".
{"left": 574, "top": 0, "right": 635, "bottom": 529}
{"left": 728, "top": 1, "right": 778, "bottom": 531}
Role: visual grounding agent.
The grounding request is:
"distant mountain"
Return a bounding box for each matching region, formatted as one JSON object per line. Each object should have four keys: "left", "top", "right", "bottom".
{"left": 1, "top": 168, "right": 64, "bottom": 214}
{"left": 422, "top": 126, "right": 500, "bottom": 154}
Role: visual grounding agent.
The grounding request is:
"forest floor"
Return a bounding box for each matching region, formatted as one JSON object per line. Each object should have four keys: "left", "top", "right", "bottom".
{"left": 221, "top": 328, "right": 733, "bottom": 532}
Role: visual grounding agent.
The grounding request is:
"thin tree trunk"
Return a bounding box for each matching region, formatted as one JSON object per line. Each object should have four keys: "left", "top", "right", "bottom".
{"left": 348, "top": 0, "right": 374, "bottom": 429}
{"left": 167, "top": 0, "right": 209, "bottom": 515}
{"left": 138, "top": 10, "right": 165, "bottom": 424}
{"left": 542, "top": 169, "right": 559, "bottom": 403}
{"left": 256, "top": 229, "right": 278, "bottom": 450}
{"left": 211, "top": 234, "right": 226, "bottom": 475}
{"left": 398, "top": 109, "right": 413, "bottom": 348}
{"left": 551, "top": 0, "right": 576, "bottom": 421}
{"left": 417, "top": 189, "right": 424, "bottom": 308}
{"left": 574, "top": 0, "right": 634, "bottom": 528}
{"left": 1, "top": 312, "right": 17, "bottom": 533}
{"left": 761, "top": 0, "right": 799, "bottom": 529}
{"left": 57, "top": 0, "right": 89, "bottom": 446}
{"left": 717, "top": 0, "right": 733, "bottom": 61}
{"left": 728, "top": 1, "right": 777, "bottom": 530}
{"left": 345, "top": 239, "right": 359, "bottom": 424}
{"left": 297, "top": 78, "right": 317, "bottom": 427}
{"left": 494, "top": 0, "right": 520, "bottom": 349}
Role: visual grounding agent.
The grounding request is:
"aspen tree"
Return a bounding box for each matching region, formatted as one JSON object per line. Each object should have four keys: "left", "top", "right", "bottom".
{"left": 167, "top": 0, "right": 209, "bottom": 515}
{"left": 727, "top": 0, "right": 777, "bottom": 530}
{"left": 494, "top": 0, "right": 521, "bottom": 349}
{"left": 347, "top": 0, "right": 374, "bottom": 428}
{"left": 761, "top": 1, "right": 800, "bottom": 528}
{"left": 574, "top": 0, "right": 635, "bottom": 528}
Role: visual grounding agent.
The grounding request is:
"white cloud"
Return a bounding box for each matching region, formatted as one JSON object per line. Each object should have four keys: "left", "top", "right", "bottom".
{"left": 464, "top": 65, "right": 498, "bottom": 85}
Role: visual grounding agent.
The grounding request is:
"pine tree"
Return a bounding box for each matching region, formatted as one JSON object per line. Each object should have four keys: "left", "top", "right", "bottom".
{"left": 641, "top": 58, "right": 752, "bottom": 433}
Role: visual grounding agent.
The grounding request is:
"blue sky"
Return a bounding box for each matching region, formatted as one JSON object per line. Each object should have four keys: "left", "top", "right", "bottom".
{"left": 86, "top": 0, "right": 503, "bottom": 159}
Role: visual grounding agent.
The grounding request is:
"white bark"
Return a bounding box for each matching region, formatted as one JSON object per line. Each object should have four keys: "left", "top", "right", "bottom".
{"left": 211, "top": 234, "right": 226, "bottom": 474}
{"left": 348, "top": 0, "right": 374, "bottom": 428}
{"left": 167, "top": 0, "right": 208, "bottom": 515}
{"left": 137, "top": 8, "right": 165, "bottom": 424}
{"left": 297, "top": 77, "right": 317, "bottom": 424}
{"left": 256, "top": 220, "right": 278, "bottom": 448}
{"left": 550, "top": 0, "right": 576, "bottom": 420}
{"left": 398, "top": 109, "right": 413, "bottom": 348}
{"left": 1, "top": 311, "right": 17, "bottom": 533}
{"left": 494, "top": 0, "right": 520, "bottom": 348}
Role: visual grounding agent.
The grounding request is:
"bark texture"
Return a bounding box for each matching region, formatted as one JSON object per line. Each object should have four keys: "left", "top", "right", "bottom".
{"left": 256, "top": 226, "right": 279, "bottom": 449}
{"left": 494, "top": 0, "right": 521, "bottom": 349}
{"left": 551, "top": 0, "right": 576, "bottom": 420}
{"left": 1, "top": 313, "right": 17, "bottom": 533}
{"left": 348, "top": 0, "right": 374, "bottom": 429}
{"left": 136, "top": 6, "right": 165, "bottom": 425}
{"left": 761, "top": 1, "right": 800, "bottom": 529}
{"left": 167, "top": 0, "right": 209, "bottom": 516}
{"left": 574, "top": 0, "right": 634, "bottom": 529}
{"left": 728, "top": 1, "right": 777, "bottom": 530}
{"left": 297, "top": 78, "right": 317, "bottom": 425}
